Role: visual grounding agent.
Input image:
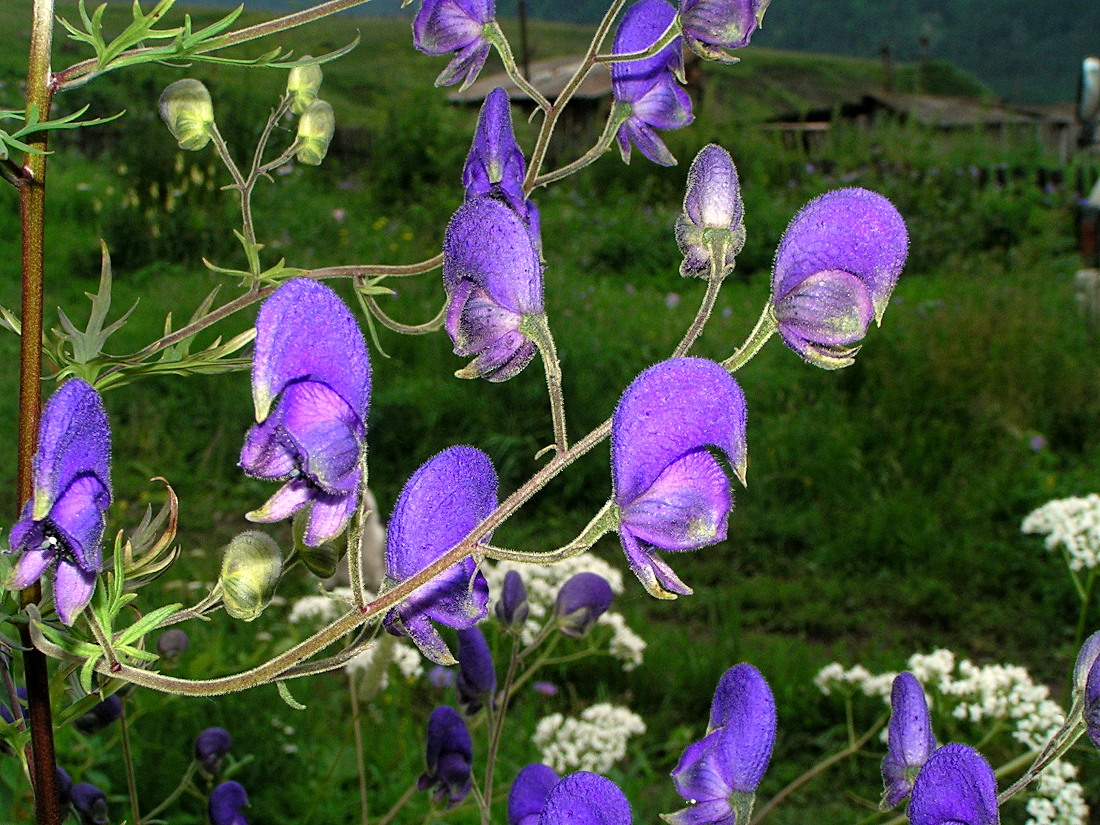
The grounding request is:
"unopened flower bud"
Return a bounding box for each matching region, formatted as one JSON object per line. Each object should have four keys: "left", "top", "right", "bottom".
{"left": 195, "top": 727, "right": 233, "bottom": 773}
{"left": 219, "top": 531, "right": 282, "bottom": 621}
{"left": 210, "top": 781, "right": 250, "bottom": 825}
{"left": 296, "top": 100, "right": 335, "bottom": 166}
{"left": 157, "top": 628, "right": 190, "bottom": 660}
{"left": 71, "top": 782, "right": 108, "bottom": 825}
{"left": 554, "top": 573, "right": 614, "bottom": 638}
{"left": 74, "top": 694, "right": 123, "bottom": 735}
{"left": 293, "top": 507, "right": 343, "bottom": 578}
{"left": 676, "top": 144, "right": 745, "bottom": 279}
{"left": 495, "top": 570, "right": 529, "bottom": 630}
{"left": 56, "top": 766, "right": 73, "bottom": 807}
{"left": 158, "top": 79, "right": 215, "bottom": 151}
{"left": 287, "top": 59, "right": 324, "bottom": 115}
{"left": 456, "top": 626, "right": 496, "bottom": 714}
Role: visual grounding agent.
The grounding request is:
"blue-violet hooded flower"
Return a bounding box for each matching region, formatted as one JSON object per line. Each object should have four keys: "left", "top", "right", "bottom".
{"left": 8, "top": 378, "right": 111, "bottom": 626}
{"left": 881, "top": 672, "right": 936, "bottom": 810}
{"left": 770, "top": 188, "right": 908, "bottom": 370}
{"left": 240, "top": 279, "right": 371, "bottom": 547}
{"left": 539, "top": 772, "right": 632, "bottom": 825}
{"left": 72, "top": 782, "right": 109, "bottom": 825}
{"left": 666, "top": 664, "right": 775, "bottom": 825}
{"left": 554, "top": 572, "right": 614, "bottom": 637}
{"left": 456, "top": 625, "right": 496, "bottom": 714}
{"left": 1084, "top": 647, "right": 1100, "bottom": 749}
{"left": 509, "top": 764, "right": 560, "bottom": 825}
{"left": 420, "top": 705, "right": 474, "bottom": 806}
{"left": 444, "top": 196, "right": 545, "bottom": 382}
{"left": 678, "top": 0, "right": 770, "bottom": 63}
{"left": 383, "top": 446, "right": 496, "bottom": 665}
{"left": 907, "top": 744, "right": 998, "bottom": 825}
{"left": 209, "top": 780, "right": 249, "bottom": 825}
{"left": 611, "top": 0, "right": 693, "bottom": 166}
{"left": 414, "top": 0, "right": 494, "bottom": 89}
{"left": 611, "top": 358, "right": 747, "bottom": 598}
{"left": 676, "top": 144, "right": 746, "bottom": 279}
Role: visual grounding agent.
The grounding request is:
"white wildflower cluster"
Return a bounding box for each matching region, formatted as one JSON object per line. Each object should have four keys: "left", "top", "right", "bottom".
{"left": 483, "top": 556, "right": 646, "bottom": 670}
{"left": 532, "top": 703, "right": 646, "bottom": 774}
{"left": 813, "top": 650, "right": 1087, "bottom": 825}
{"left": 1022, "top": 494, "right": 1100, "bottom": 571}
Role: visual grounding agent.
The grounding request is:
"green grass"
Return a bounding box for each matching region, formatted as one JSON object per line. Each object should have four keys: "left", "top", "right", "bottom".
{"left": 2, "top": 4, "right": 1100, "bottom": 823}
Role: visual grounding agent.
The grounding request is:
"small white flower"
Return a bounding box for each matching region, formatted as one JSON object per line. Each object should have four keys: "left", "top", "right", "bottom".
{"left": 532, "top": 703, "right": 645, "bottom": 774}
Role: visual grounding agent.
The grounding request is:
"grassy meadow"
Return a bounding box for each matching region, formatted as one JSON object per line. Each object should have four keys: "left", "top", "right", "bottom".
{"left": 2, "top": 2, "right": 1100, "bottom": 822}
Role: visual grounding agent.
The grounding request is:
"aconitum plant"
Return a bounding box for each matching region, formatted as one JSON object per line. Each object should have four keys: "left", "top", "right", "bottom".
{"left": 0, "top": 0, "right": 1089, "bottom": 824}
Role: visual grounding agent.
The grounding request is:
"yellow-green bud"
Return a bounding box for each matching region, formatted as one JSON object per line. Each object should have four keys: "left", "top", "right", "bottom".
{"left": 296, "top": 100, "right": 335, "bottom": 166}
{"left": 219, "top": 531, "right": 282, "bottom": 621}
{"left": 292, "top": 507, "right": 344, "bottom": 578}
{"left": 158, "top": 79, "right": 215, "bottom": 151}
{"left": 287, "top": 58, "right": 324, "bottom": 115}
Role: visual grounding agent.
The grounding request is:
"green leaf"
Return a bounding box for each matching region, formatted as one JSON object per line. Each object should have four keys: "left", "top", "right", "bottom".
{"left": 115, "top": 603, "right": 183, "bottom": 647}
{"left": 79, "top": 654, "right": 102, "bottom": 695}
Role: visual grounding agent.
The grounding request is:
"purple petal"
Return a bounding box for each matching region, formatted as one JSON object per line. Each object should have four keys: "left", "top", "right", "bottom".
{"left": 680, "top": 0, "right": 760, "bottom": 57}
{"left": 209, "top": 781, "right": 249, "bottom": 825}
{"left": 662, "top": 798, "right": 734, "bottom": 825}
{"left": 422, "top": 706, "right": 473, "bottom": 805}
{"left": 246, "top": 477, "right": 315, "bottom": 523}
{"left": 269, "top": 381, "right": 362, "bottom": 492}
{"left": 620, "top": 449, "right": 731, "bottom": 551}
{"left": 619, "top": 527, "right": 693, "bottom": 597}
{"left": 612, "top": 358, "right": 747, "bottom": 506}
{"left": 631, "top": 77, "right": 694, "bottom": 131}
{"left": 538, "top": 772, "right": 632, "bottom": 825}
{"left": 1073, "top": 630, "right": 1100, "bottom": 693}
{"left": 48, "top": 474, "right": 110, "bottom": 571}
{"left": 509, "top": 764, "right": 560, "bottom": 825}
{"left": 446, "top": 281, "right": 525, "bottom": 358}
{"left": 611, "top": 0, "right": 683, "bottom": 86}
{"left": 239, "top": 414, "right": 297, "bottom": 480}
{"left": 885, "top": 673, "right": 935, "bottom": 778}
{"left": 251, "top": 279, "right": 370, "bottom": 425}
{"left": 31, "top": 379, "right": 110, "bottom": 521}
{"left": 54, "top": 560, "right": 97, "bottom": 626}
{"left": 671, "top": 733, "right": 734, "bottom": 804}
{"left": 771, "top": 189, "right": 908, "bottom": 325}
{"left": 414, "top": 0, "right": 493, "bottom": 55}
{"left": 11, "top": 544, "right": 53, "bottom": 589}
{"left": 1085, "top": 652, "right": 1100, "bottom": 749}
{"left": 908, "top": 744, "right": 998, "bottom": 825}
{"left": 304, "top": 489, "right": 360, "bottom": 547}
{"left": 554, "top": 573, "right": 614, "bottom": 636}
{"left": 444, "top": 197, "right": 543, "bottom": 315}
{"left": 456, "top": 625, "right": 497, "bottom": 711}
{"left": 682, "top": 144, "right": 744, "bottom": 233}
{"left": 457, "top": 332, "right": 539, "bottom": 383}
{"left": 435, "top": 39, "right": 492, "bottom": 89}
{"left": 773, "top": 270, "right": 875, "bottom": 369}
{"left": 463, "top": 87, "right": 527, "bottom": 215}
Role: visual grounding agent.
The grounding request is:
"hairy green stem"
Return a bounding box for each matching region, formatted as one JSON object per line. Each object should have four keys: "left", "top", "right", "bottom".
{"left": 376, "top": 781, "right": 419, "bottom": 825}
{"left": 118, "top": 701, "right": 142, "bottom": 825}
{"left": 523, "top": 313, "right": 568, "bottom": 454}
{"left": 348, "top": 670, "right": 370, "bottom": 825}
{"left": 593, "top": 19, "right": 681, "bottom": 64}
{"left": 482, "top": 636, "right": 521, "bottom": 825}
{"left": 361, "top": 294, "right": 447, "bottom": 335}
{"left": 673, "top": 250, "right": 728, "bottom": 358}
{"left": 532, "top": 103, "right": 630, "bottom": 189}
{"left": 721, "top": 303, "right": 776, "bottom": 373}
{"left": 485, "top": 23, "right": 551, "bottom": 111}
{"left": 144, "top": 760, "right": 198, "bottom": 820}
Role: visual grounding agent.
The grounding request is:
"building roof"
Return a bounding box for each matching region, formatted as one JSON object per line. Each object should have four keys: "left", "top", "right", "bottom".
{"left": 446, "top": 55, "right": 612, "bottom": 104}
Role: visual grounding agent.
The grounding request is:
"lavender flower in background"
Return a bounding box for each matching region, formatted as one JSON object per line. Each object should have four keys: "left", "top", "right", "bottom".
{"left": 611, "top": 0, "right": 693, "bottom": 166}
{"left": 240, "top": 279, "right": 370, "bottom": 547}
{"left": 666, "top": 664, "right": 775, "bottom": 825}
{"left": 7, "top": 378, "right": 111, "bottom": 625}
{"left": 881, "top": 672, "right": 936, "bottom": 810}
{"left": 383, "top": 446, "right": 496, "bottom": 665}
{"left": 554, "top": 573, "right": 614, "bottom": 637}
{"left": 74, "top": 694, "right": 122, "bottom": 735}
{"left": 538, "top": 771, "right": 633, "bottom": 825}
{"left": 456, "top": 625, "right": 496, "bottom": 714}
{"left": 209, "top": 780, "right": 249, "bottom": 825}
{"left": 156, "top": 627, "right": 189, "bottom": 660}
{"left": 907, "top": 744, "right": 998, "bottom": 825}
{"left": 770, "top": 188, "right": 908, "bottom": 370}
{"left": 496, "top": 569, "right": 529, "bottom": 630}
{"left": 443, "top": 197, "right": 545, "bottom": 382}
{"left": 55, "top": 767, "right": 73, "bottom": 807}
{"left": 71, "top": 782, "right": 109, "bottom": 825}
{"left": 420, "top": 705, "right": 474, "bottom": 806}
{"left": 676, "top": 144, "right": 746, "bottom": 279}
{"left": 678, "top": 0, "right": 770, "bottom": 62}
{"left": 413, "top": 0, "right": 494, "bottom": 89}
{"left": 195, "top": 727, "right": 233, "bottom": 773}
{"left": 611, "top": 358, "right": 747, "bottom": 598}
{"left": 509, "top": 763, "right": 560, "bottom": 825}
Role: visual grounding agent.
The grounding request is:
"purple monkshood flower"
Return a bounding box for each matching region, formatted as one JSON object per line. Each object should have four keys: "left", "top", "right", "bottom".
{"left": 509, "top": 764, "right": 561, "bottom": 825}
{"left": 420, "top": 705, "right": 474, "bottom": 807}
{"left": 443, "top": 197, "right": 545, "bottom": 382}
{"left": 209, "top": 780, "right": 249, "bottom": 825}
{"left": 678, "top": 0, "right": 770, "bottom": 62}
{"left": 539, "top": 772, "right": 633, "bottom": 825}
{"left": 56, "top": 766, "right": 73, "bottom": 807}
{"left": 195, "top": 727, "right": 233, "bottom": 773}
{"left": 240, "top": 279, "right": 371, "bottom": 547}
{"left": 676, "top": 144, "right": 746, "bottom": 279}
{"left": 908, "top": 744, "right": 999, "bottom": 825}
{"left": 770, "top": 188, "right": 908, "bottom": 370}
{"left": 1074, "top": 630, "right": 1100, "bottom": 695}
{"left": 71, "top": 782, "right": 109, "bottom": 825}
{"left": 74, "top": 694, "right": 123, "bottom": 735}
{"left": 456, "top": 625, "right": 496, "bottom": 714}
{"left": 414, "top": 0, "right": 495, "bottom": 89}
{"left": 496, "top": 569, "right": 529, "bottom": 630}
{"left": 463, "top": 88, "right": 538, "bottom": 231}
{"left": 383, "top": 446, "right": 496, "bottom": 665}
{"left": 611, "top": 0, "right": 693, "bottom": 166}
{"left": 666, "top": 664, "right": 776, "bottom": 825}
{"left": 554, "top": 573, "right": 614, "bottom": 637}
{"left": 881, "top": 672, "right": 937, "bottom": 810}
{"left": 611, "top": 358, "right": 747, "bottom": 598}
{"left": 8, "top": 378, "right": 111, "bottom": 626}
{"left": 1084, "top": 649, "right": 1100, "bottom": 749}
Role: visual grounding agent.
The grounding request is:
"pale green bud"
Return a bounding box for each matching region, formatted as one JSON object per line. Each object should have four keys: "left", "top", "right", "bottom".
{"left": 292, "top": 507, "right": 343, "bottom": 579}
{"left": 158, "top": 79, "right": 215, "bottom": 151}
{"left": 219, "top": 531, "right": 282, "bottom": 621}
{"left": 296, "top": 100, "right": 335, "bottom": 166}
{"left": 287, "top": 59, "right": 324, "bottom": 115}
